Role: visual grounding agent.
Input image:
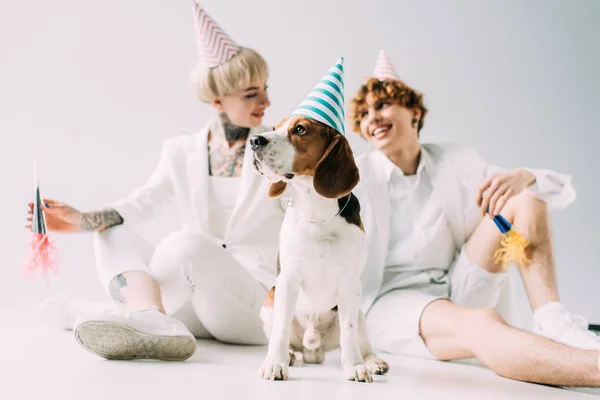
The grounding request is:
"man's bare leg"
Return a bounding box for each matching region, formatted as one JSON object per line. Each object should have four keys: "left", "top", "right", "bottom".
{"left": 464, "top": 190, "right": 600, "bottom": 349}
{"left": 420, "top": 300, "right": 600, "bottom": 386}
{"left": 465, "top": 191, "right": 557, "bottom": 310}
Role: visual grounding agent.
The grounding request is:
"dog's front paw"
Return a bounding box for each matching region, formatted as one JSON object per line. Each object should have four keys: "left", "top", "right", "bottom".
{"left": 259, "top": 355, "right": 289, "bottom": 381}
{"left": 344, "top": 364, "right": 373, "bottom": 383}
{"left": 364, "top": 354, "right": 390, "bottom": 375}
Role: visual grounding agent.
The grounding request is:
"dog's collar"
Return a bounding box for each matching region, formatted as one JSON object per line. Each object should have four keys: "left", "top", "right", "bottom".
{"left": 284, "top": 192, "right": 352, "bottom": 221}
{"left": 335, "top": 194, "right": 352, "bottom": 217}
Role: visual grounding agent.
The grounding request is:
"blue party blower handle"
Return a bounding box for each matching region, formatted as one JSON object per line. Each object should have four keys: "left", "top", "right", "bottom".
{"left": 493, "top": 214, "right": 511, "bottom": 234}
{"left": 487, "top": 207, "right": 511, "bottom": 234}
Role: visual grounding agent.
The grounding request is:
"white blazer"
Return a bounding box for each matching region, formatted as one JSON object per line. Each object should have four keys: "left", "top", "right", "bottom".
{"left": 108, "top": 116, "right": 284, "bottom": 290}
{"left": 354, "top": 143, "right": 576, "bottom": 314}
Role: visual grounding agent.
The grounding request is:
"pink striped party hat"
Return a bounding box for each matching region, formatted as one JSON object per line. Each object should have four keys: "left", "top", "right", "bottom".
{"left": 374, "top": 49, "right": 400, "bottom": 81}
{"left": 192, "top": 2, "right": 241, "bottom": 68}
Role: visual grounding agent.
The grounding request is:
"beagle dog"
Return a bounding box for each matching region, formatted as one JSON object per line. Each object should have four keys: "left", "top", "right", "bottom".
{"left": 250, "top": 116, "right": 389, "bottom": 382}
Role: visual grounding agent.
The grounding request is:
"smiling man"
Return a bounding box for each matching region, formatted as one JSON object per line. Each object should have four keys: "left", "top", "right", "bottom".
{"left": 349, "top": 50, "right": 600, "bottom": 387}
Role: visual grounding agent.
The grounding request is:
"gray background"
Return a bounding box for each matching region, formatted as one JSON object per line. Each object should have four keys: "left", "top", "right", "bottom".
{"left": 1, "top": 0, "right": 598, "bottom": 326}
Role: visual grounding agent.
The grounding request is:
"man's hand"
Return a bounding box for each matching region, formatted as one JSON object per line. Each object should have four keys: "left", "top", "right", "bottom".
{"left": 476, "top": 169, "right": 536, "bottom": 216}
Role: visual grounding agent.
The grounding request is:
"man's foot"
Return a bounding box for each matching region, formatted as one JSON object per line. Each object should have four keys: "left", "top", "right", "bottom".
{"left": 73, "top": 309, "right": 197, "bottom": 361}
{"left": 40, "top": 294, "right": 113, "bottom": 331}
{"left": 533, "top": 302, "right": 600, "bottom": 350}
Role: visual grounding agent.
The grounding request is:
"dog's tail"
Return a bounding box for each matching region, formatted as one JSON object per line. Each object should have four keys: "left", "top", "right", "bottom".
{"left": 302, "top": 314, "right": 321, "bottom": 351}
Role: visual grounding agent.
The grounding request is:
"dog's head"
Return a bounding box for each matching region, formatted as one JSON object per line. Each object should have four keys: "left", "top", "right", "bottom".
{"left": 251, "top": 116, "right": 359, "bottom": 199}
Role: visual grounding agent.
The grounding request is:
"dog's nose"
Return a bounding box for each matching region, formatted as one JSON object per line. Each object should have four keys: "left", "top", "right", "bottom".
{"left": 250, "top": 135, "right": 268, "bottom": 151}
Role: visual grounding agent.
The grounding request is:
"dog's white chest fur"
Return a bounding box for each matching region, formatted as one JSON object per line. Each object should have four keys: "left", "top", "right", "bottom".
{"left": 279, "top": 199, "right": 367, "bottom": 313}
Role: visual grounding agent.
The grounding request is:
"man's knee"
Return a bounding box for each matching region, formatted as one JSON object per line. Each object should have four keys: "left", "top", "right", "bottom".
{"left": 470, "top": 308, "right": 505, "bottom": 330}
{"left": 504, "top": 190, "right": 547, "bottom": 220}
{"left": 418, "top": 301, "right": 505, "bottom": 360}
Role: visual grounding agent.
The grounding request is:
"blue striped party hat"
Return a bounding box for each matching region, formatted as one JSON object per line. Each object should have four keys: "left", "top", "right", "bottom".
{"left": 291, "top": 57, "right": 345, "bottom": 135}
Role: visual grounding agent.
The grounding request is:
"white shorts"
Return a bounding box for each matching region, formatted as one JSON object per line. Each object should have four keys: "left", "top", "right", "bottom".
{"left": 366, "top": 246, "right": 513, "bottom": 359}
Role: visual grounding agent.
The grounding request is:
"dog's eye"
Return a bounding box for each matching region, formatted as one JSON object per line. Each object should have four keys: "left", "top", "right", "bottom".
{"left": 293, "top": 125, "right": 306, "bottom": 136}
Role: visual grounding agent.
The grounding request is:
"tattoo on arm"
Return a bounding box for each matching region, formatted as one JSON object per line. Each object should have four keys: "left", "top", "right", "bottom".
{"left": 109, "top": 274, "right": 127, "bottom": 304}
{"left": 80, "top": 209, "right": 124, "bottom": 232}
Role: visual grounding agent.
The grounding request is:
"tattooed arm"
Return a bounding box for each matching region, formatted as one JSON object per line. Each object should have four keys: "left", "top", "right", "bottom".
{"left": 27, "top": 138, "right": 179, "bottom": 234}
{"left": 27, "top": 200, "right": 123, "bottom": 234}
{"left": 80, "top": 209, "right": 124, "bottom": 232}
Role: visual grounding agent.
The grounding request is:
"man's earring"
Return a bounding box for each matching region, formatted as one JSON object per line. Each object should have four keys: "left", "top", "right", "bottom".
{"left": 411, "top": 118, "right": 418, "bottom": 128}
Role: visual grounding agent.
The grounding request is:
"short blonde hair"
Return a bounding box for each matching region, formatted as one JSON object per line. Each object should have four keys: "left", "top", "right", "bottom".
{"left": 349, "top": 77, "right": 428, "bottom": 134}
{"left": 191, "top": 47, "right": 269, "bottom": 103}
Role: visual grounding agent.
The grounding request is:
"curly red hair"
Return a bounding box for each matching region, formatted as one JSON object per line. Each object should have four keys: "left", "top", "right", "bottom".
{"left": 349, "top": 78, "right": 428, "bottom": 135}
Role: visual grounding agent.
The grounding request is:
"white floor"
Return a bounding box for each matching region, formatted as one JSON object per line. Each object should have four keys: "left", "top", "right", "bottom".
{"left": 1, "top": 306, "right": 599, "bottom": 400}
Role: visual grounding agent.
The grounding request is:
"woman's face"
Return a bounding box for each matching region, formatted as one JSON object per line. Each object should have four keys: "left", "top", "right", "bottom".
{"left": 213, "top": 79, "right": 271, "bottom": 128}
{"left": 358, "top": 94, "right": 420, "bottom": 154}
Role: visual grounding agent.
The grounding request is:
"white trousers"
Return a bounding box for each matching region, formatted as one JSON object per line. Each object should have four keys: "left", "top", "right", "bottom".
{"left": 94, "top": 225, "right": 268, "bottom": 345}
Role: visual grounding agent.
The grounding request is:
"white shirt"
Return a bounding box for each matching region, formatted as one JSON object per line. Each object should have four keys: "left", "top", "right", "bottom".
{"left": 208, "top": 176, "right": 241, "bottom": 240}
{"left": 355, "top": 144, "right": 576, "bottom": 313}
{"left": 379, "top": 153, "right": 456, "bottom": 295}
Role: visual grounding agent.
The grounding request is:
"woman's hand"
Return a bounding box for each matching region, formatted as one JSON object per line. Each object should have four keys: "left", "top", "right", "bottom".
{"left": 27, "top": 201, "right": 124, "bottom": 233}
{"left": 476, "top": 169, "right": 536, "bottom": 216}
{"left": 27, "top": 199, "right": 83, "bottom": 233}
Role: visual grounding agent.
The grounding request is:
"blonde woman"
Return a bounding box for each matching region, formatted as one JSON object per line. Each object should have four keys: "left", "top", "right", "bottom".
{"left": 30, "top": 5, "right": 282, "bottom": 361}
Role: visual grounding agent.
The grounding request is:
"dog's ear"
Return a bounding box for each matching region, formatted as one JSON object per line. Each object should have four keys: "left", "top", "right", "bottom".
{"left": 268, "top": 181, "right": 287, "bottom": 198}
{"left": 313, "top": 133, "right": 360, "bottom": 199}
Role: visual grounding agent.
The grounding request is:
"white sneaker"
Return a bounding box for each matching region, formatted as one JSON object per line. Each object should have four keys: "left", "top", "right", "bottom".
{"left": 40, "top": 294, "right": 113, "bottom": 331}
{"left": 533, "top": 302, "right": 600, "bottom": 350}
{"left": 73, "top": 309, "right": 197, "bottom": 361}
